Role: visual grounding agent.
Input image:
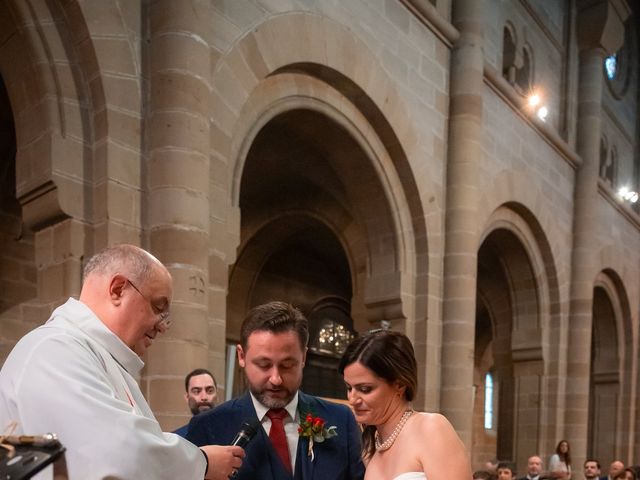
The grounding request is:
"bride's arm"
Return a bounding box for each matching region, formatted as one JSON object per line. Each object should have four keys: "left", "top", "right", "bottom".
{"left": 419, "top": 413, "right": 472, "bottom": 480}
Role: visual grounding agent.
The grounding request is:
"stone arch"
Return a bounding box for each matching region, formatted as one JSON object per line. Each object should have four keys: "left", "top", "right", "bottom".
{"left": 478, "top": 170, "right": 564, "bottom": 296}
{"left": 478, "top": 172, "right": 567, "bottom": 449}
{"left": 594, "top": 248, "right": 640, "bottom": 464}
{"left": 0, "top": 0, "right": 69, "bottom": 230}
{"left": 0, "top": 1, "right": 139, "bottom": 361}
{"left": 0, "top": 64, "right": 37, "bottom": 334}
{"left": 0, "top": 0, "right": 84, "bottom": 358}
{"left": 589, "top": 268, "right": 633, "bottom": 465}
{"left": 214, "top": 12, "right": 431, "bottom": 404}
{"left": 231, "top": 79, "right": 407, "bottom": 309}
{"left": 0, "top": 0, "right": 141, "bottom": 245}
{"left": 593, "top": 243, "right": 637, "bottom": 462}
{"left": 226, "top": 85, "right": 415, "bottom": 387}
{"left": 473, "top": 202, "right": 559, "bottom": 469}
{"left": 0, "top": 1, "right": 102, "bottom": 315}
{"left": 227, "top": 199, "right": 363, "bottom": 341}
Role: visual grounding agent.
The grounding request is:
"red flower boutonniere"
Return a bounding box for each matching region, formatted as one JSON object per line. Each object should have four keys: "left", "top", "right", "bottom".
{"left": 298, "top": 413, "right": 337, "bottom": 461}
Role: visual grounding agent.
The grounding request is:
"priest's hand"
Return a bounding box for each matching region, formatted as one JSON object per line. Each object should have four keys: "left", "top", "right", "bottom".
{"left": 201, "top": 445, "right": 245, "bottom": 480}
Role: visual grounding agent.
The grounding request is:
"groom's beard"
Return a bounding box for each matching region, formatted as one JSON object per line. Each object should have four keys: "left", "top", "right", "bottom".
{"left": 250, "top": 382, "right": 299, "bottom": 409}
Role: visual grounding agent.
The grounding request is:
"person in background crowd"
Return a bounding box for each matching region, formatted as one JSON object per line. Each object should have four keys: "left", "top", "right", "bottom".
{"left": 174, "top": 368, "right": 218, "bottom": 437}
{"left": 583, "top": 460, "right": 601, "bottom": 480}
{"left": 613, "top": 468, "right": 636, "bottom": 480}
{"left": 496, "top": 461, "right": 517, "bottom": 480}
{"left": 518, "top": 455, "right": 543, "bottom": 480}
{"left": 602, "top": 461, "right": 626, "bottom": 480}
{"left": 549, "top": 440, "right": 572, "bottom": 479}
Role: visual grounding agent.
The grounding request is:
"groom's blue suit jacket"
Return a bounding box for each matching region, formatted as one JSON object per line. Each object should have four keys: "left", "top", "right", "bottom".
{"left": 186, "top": 391, "right": 365, "bottom": 480}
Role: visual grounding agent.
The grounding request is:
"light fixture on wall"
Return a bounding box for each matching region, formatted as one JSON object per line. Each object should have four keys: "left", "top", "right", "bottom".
{"left": 527, "top": 91, "right": 548, "bottom": 122}
{"left": 536, "top": 106, "right": 548, "bottom": 121}
{"left": 618, "top": 186, "right": 639, "bottom": 203}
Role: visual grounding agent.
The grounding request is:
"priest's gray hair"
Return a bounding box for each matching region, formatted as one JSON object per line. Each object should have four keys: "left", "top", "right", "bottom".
{"left": 83, "top": 244, "right": 158, "bottom": 285}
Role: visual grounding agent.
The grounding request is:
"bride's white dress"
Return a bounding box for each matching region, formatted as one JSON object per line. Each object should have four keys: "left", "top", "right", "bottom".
{"left": 393, "top": 473, "right": 427, "bottom": 480}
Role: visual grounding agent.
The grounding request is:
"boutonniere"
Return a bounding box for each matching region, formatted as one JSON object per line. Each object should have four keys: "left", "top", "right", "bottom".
{"left": 298, "top": 412, "right": 337, "bottom": 461}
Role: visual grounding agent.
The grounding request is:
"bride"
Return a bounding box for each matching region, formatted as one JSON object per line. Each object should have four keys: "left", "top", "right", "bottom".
{"left": 339, "top": 330, "right": 472, "bottom": 480}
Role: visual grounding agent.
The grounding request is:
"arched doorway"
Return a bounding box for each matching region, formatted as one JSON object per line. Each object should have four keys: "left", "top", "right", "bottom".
{"left": 227, "top": 105, "right": 406, "bottom": 399}
{"left": 211, "top": 15, "right": 431, "bottom": 406}
{"left": 0, "top": 74, "right": 36, "bottom": 349}
{"left": 472, "top": 206, "right": 553, "bottom": 469}
{"left": 475, "top": 231, "right": 517, "bottom": 465}
{"left": 589, "top": 285, "right": 619, "bottom": 464}
{"left": 588, "top": 271, "right": 631, "bottom": 466}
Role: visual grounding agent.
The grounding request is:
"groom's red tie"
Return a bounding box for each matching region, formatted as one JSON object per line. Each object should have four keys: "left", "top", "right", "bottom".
{"left": 267, "top": 408, "right": 292, "bottom": 473}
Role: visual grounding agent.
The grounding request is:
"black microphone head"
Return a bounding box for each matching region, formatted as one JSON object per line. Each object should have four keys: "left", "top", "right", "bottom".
{"left": 231, "top": 420, "right": 260, "bottom": 448}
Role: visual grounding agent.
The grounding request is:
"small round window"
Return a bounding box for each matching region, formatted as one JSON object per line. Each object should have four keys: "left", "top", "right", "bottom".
{"left": 605, "top": 54, "right": 617, "bottom": 80}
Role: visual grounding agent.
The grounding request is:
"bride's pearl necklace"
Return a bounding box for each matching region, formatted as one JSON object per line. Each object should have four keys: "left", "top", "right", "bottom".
{"left": 374, "top": 409, "right": 414, "bottom": 451}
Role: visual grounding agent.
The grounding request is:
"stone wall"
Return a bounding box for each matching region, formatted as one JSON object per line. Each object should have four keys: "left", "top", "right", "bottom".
{"left": 0, "top": 0, "right": 638, "bottom": 471}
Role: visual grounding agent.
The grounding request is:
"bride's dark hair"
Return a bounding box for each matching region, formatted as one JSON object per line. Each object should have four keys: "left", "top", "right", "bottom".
{"left": 338, "top": 330, "right": 418, "bottom": 460}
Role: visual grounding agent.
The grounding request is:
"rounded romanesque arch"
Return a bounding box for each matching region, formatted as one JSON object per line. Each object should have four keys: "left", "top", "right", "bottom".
{"left": 0, "top": 0, "right": 68, "bottom": 232}
{"left": 589, "top": 254, "right": 635, "bottom": 464}
{"left": 226, "top": 79, "right": 420, "bottom": 400}
{"left": 0, "top": 0, "right": 142, "bottom": 244}
{"left": 477, "top": 170, "right": 567, "bottom": 410}
{"left": 211, "top": 12, "right": 433, "bottom": 406}
{"left": 0, "top": 1, "right": 100, "bottom": 350}
{"left": 473, "top": 202, "right": 560, "bottom": 469}
{"left": 0, "top": 0, "right": 142, "bottom": 363}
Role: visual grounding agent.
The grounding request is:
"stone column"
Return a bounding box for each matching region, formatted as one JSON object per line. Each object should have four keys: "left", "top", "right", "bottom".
{"left": 144, "top": 0, "right": 212, "bottom": 429}
{"left": 565, "top": 0, "right": 629, "bottom": 466}
{"left": 439, "top": 0, "right": 485, "bottom": 446}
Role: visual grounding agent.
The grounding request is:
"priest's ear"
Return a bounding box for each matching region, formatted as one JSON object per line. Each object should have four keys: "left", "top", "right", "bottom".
{"left": 109, "top": 274, "right": 129, "bottom": 305}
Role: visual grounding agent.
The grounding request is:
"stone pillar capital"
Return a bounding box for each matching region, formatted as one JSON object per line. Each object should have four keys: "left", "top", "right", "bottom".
{"left": 577, "top": 0, "right": 631, "bottom": 54}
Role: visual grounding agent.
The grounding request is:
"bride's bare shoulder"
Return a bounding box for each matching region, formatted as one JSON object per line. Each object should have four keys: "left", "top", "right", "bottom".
{"left": 411, "top": 412, "right": 459, "bottom": 437}
{"left": 411, "top": 412, "right": 472, "bottom": 478}
{"left": 414, "top": 411, "right": 449, "bottom": 427}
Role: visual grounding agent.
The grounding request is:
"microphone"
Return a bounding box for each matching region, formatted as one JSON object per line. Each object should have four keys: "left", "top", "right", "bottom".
{"left": 229, "top": 422, "right": 259, "bottom": 478}
{"left": 231, "top": 421, "right": 260, "bottom": 448}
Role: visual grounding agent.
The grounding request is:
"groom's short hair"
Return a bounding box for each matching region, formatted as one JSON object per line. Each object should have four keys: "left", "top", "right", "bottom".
{"left": 240, "top": 301, "right": 309, "bottom": 351}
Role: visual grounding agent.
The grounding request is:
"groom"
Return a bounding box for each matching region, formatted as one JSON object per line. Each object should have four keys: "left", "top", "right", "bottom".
{"left": 187, "top": 301, "right": 364, "bottom": 479}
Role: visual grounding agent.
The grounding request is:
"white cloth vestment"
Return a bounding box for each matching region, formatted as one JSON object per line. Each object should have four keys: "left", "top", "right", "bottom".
{"left": 0, "top": 298, "right": 206, "bottom": 479}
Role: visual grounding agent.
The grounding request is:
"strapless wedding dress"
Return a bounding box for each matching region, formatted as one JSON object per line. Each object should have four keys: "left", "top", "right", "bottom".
{"left": 393, "top": 473, "right": 427, "bottom": 480}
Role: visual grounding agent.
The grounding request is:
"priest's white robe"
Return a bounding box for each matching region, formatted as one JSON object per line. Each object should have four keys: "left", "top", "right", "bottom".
{"left": 0, "top": 298, "right": 206, "bottom": 479}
